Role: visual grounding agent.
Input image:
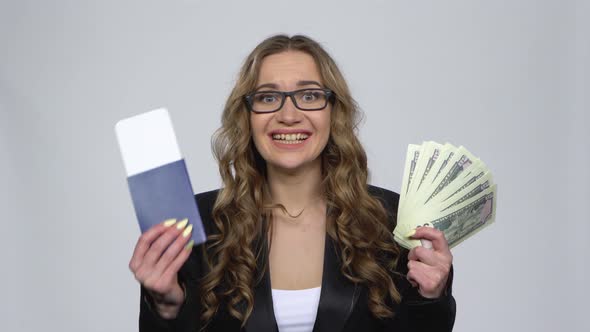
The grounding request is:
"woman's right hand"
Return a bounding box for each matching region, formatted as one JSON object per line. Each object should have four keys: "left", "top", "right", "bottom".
{"left": 129, "top": 218, "right": 194, "bottom": 319}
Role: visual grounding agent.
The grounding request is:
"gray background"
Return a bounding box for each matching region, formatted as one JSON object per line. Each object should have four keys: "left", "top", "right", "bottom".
{"left": 1, "top": 0, "right": 588, "bottom": 331}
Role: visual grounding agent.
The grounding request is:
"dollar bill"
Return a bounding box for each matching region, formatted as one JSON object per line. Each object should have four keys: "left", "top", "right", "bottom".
{"left": 431, "top": 162, "right": 489, "bottom": 206}
{"left": 393, "top": 142, "right": 497, "bottom": 249}
{"left": 432, "top": 186, "right": 496, "bottom": 247}
{"left": 439, "top": 175, "right": 492, "bottom": 212}
{"left": 408, "top": 142, "right": 442, "bottom": 194}
{"left": 398, "top": 144, "right": 421, "bottom": 212}
{"left": 422, "top": 147, "right": 477, "bottom": 205}
{"left": 398, "top": 145, "right": 455, "bottom": 225}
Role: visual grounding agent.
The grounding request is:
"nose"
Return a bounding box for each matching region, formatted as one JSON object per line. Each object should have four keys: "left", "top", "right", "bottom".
{"left": 275, "top": 95, "right": 302, "bottom": 125}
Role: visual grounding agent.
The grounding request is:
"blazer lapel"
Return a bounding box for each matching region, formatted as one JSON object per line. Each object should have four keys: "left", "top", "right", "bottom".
{"left": 312, "top": 234, "right": 359, "bottom": 332}
{"left": 245, "top": 232, "right": 358, "bottom": 332}
{"left": 245, "top": 235, "right": 279, "bottom": 332}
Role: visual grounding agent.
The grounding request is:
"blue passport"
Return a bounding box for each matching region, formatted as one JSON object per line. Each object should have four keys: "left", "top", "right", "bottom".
{"left": 115, "top": 108, "right": 206, "bottom": 245}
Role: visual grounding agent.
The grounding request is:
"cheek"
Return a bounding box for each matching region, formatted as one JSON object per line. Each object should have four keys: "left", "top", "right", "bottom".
{"left": 319, "top": 110, "right": 332, "bottom": 141}
{"left": 311, "top": 112, "right": 332, "bottom": 154}
{"left": 250, "top": 116, "right": 269, "bottom": 153}
{"left": 250, "top": 115, "right": 261, "bottom": 137}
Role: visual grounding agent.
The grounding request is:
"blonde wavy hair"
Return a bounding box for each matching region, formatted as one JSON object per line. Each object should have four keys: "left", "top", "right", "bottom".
{"left": 201, "top": 34, "right": 402, "bottom": 326}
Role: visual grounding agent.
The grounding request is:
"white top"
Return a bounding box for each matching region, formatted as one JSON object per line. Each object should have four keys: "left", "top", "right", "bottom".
{"left": 271, "top": 287, "right": 322, "bottom": 332}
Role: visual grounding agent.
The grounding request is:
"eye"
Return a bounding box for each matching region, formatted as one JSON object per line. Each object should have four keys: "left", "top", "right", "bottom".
{"left": 255, "top": 93, "right": 279, "bottom": 104}
{"left": 300, "top": 90, "right": 324, "bottom": 103}
{"left": 302, "top": 92, "right": 316, "bottom": 102}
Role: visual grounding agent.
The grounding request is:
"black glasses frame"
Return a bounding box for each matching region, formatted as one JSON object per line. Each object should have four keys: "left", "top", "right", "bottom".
{"left": 244, "top": 88, "right": 335, "bottom": 114}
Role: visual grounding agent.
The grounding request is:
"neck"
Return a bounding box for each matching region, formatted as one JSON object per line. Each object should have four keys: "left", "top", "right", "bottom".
{"left": 266, "top": 159, "right": 324, "bottom": 216}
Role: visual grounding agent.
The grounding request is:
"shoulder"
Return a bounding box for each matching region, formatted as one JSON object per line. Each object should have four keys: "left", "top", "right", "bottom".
{"left": 367, "top": 185, "right": 399, "bottom": 231}
{"left": 195, "top": 188, "right": 220, "bottom": 208}
{"left": 194, "top": 189, "right": 220, "bottom": 234}
{"left": 367, "top": 185, "right": 399, "bottom": 213}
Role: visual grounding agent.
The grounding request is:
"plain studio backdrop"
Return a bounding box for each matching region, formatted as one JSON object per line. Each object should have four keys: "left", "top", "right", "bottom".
{"left": 1, "top": 0, "right": 588, "bottom": 331}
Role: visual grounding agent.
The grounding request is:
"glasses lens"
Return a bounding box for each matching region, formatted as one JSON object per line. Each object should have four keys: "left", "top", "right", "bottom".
{"left": 250, "top": 92, "right": 283, "bottom": 112}
{"left": 294, "top": 89, "right": 328, "bottom": 110}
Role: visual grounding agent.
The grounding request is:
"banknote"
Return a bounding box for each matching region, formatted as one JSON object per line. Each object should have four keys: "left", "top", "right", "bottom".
{"left": 396, "top": 144, "right": 455, "bottom": 237}
{"left": 401, "top": 145, "right": 421, "bottom": 195}
{"left": 422, "top": 147, "right": 477, "bottom": 205}
{"left": 429, "top": 161, "right": 488, "bottom": 206}
{"left": 394, "top": 142, "right": 497, "bottom": 249}
{"left": 408, "top": 142, "right": 442, "bottom": 195}
{"left": 398, "top": 144, "right": 421, "bottom": 215}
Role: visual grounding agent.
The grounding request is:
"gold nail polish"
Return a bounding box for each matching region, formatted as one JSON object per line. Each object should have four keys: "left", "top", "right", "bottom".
{"left": 163, "top": 219, "right": 177, "bottom": 227}
{"left": 182, "top": 224, "right": 193, "bottom": 238}
{"left": 405, "top": 229, "right": 416, "bottom": 238}
{"left": 185, "top": 240, "right": 195, "bottom": 250}
{"left": 176, "top": 218, "right": 188, "bottom": 230}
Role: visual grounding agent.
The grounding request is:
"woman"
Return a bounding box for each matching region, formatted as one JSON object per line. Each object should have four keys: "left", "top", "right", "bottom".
{"left": 130, "top": 35, "right": 456, "bottom": 332}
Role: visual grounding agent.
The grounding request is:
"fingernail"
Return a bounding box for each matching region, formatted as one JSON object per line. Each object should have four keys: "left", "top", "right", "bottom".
{"left": 176, "top": 218, "right": 189, "bottom": 230}
{"left": 185, "top": 240, "right": 195, "bottom": 250}
{"left": 163, "top": 219, "right": 177, "bottom": 227}
{"left": 405, "top": 229, "right": 416, "bottom": 238}
{"left": 421, "top": 239, "right": 433, "bottom": 249}
{"left": 182, "top": 224, "right": 193, "bottom": 238}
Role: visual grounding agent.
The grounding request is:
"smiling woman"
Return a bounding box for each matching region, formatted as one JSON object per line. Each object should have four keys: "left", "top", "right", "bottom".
{"left": 131, "top": 35, "right": 456, "bottom": 332}
{"left": 249, "top": 51, "right": 332, "bottom": 172}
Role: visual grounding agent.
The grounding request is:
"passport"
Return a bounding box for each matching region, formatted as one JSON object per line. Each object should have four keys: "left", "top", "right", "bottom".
{"left": 115, "top": 108, "right": 206, "bottom": 245}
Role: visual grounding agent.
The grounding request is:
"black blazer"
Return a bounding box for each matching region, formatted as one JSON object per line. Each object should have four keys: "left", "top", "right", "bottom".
{"left": 139, "top": 186, "right": 456, "bottom": 331}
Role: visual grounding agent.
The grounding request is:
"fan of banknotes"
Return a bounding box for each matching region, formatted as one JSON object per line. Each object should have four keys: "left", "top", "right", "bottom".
{"left": 393, "top": 142, "right": 497, "bottom": 249}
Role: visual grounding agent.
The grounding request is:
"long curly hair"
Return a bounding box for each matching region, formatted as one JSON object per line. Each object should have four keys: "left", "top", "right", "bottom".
{"left": 201, "top": 34, "right": 402, "bottom": 326}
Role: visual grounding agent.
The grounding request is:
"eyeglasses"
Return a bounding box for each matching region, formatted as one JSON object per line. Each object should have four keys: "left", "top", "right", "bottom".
{"left": 244, "top": 88, "right": 334, "bottom": 113}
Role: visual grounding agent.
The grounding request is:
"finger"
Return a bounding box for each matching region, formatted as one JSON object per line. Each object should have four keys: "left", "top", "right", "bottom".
{"left": 406, "top": 273, "right": 418, "bottom": 288}
{"left": 420, "top": 239, "right": 433, "bottom": 249}
{"left": 406, "top": 260, "right": 425, "bottom": 288}
{"left": 407, "top": 247, "right": 418, "bottom": 261}
{"left": 145, "top": 239, "right": 194, "bottom": 296}
{"left": 408, "top": 246, "right": 438, "bottom": 266}
{"left": 407, "top": 260, "right": 437, "bottom": 295}
{"left": 159, "top": 241, "right": 194, "bottom": 288}
{"left": 134, "top": 226, "right": 186, "bottom": 284}
{"left": 410, "top": 226, "right": 449, "bottom": 252}
{"left": 129, "top": 219, "right": 177, "bottom": 272}
{"left": 134, "top": 221, "right": 188, "bottom": 284}
{"left": 152, "top": 225, "right": 193, "bottom": 277}
{"left": 142, "top": 219, "right": 189, "bottom": 269}
{"left": 407, "top": 259, "right": 431, "bottom": 276}
{"left": 407, "top": 260, "right": 448, "bottom": 298}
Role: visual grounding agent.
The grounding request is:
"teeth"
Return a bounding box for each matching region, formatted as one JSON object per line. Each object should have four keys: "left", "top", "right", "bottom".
{"left": 272, "top": 133, "right": 309, "bottom": 142}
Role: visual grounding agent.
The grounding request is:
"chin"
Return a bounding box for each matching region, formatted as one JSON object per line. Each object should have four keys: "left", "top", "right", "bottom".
{"left": 270, "top": 160, "right": 309, "bottom": 171}
{"left": 267, "top": 155, "right": 320, "bottom": 173}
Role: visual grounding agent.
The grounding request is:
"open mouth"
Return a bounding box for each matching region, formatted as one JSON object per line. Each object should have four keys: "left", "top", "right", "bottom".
{"left": 271, "top": 133, "right": 310, "bottom": 144}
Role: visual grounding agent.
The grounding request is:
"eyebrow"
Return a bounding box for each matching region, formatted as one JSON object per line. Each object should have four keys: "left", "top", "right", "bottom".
{"left": 255, "top": 80, "right": 322, "bottom": 91}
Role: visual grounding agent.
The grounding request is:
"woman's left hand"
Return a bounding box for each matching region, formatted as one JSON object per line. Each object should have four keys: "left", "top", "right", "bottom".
{"left": 406, "top": 227, "right": 453, "bottom": 299}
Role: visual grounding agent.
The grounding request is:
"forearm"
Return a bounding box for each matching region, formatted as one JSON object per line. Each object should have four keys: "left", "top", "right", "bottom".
{"left": 147, "top": 283, "right": 185, "bottom": 319}
{"left": 402, "top": 266, "right": 456, "bottom": 331}
{"left": 406, "top": 293, "right": 456, "bottom": 332}
{"left": 152, "top": 300, "right": 183, "bottom": 320}
{"left": 139, "top": 252, "right": 203, "bottom": 332}
{"left": 139, "top": 284, "right": 187, "bottom": 332}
